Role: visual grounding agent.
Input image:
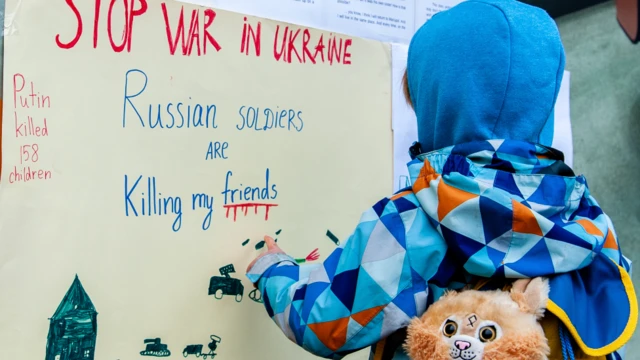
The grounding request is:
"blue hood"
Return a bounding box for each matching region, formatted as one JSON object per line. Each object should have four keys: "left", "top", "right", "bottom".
{"left": 407, "top": 0, "right": 566, "bottom": 153}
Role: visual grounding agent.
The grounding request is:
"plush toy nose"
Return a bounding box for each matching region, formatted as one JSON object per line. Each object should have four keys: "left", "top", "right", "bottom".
{"left": 454, "top": 340, "right": 471, "bottom": 350}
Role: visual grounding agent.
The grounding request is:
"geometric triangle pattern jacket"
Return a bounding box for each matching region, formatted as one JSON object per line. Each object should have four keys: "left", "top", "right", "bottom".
{"left": 246, "top": 139, "right": 636, "bottom": 359}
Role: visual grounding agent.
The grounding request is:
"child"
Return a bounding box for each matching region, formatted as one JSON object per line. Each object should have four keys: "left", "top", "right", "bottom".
{"left": 246, "top": 0, "right": 637, "bottom": 359}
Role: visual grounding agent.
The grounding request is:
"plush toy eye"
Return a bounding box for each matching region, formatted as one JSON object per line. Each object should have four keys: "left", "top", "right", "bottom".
{"left": 442, "top": 320, "right": 458, "bottom": 337}
{"left": 479, "top": 326, "right": 497, "bottom": 342}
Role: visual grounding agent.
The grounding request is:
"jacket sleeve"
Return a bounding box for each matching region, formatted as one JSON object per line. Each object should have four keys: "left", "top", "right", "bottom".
{"left": 245, "top": 191, "right": 448, "bottom": 359}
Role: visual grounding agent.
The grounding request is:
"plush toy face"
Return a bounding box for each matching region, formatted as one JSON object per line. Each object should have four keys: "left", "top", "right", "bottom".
{"left": 405, "top": 278, "right": 551, "bottom": 360}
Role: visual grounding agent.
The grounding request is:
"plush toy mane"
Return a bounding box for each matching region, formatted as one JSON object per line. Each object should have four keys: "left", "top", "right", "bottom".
{"left": 405, "top": 278, "right": 551, "bottom": 360}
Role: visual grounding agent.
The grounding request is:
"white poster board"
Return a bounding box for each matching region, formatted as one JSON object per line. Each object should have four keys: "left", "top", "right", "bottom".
{"left": 0, "top": 1, "right": 392, "bottom": 359}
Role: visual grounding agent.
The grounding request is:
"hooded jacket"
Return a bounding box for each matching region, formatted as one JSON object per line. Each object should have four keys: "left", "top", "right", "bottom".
{"left": 246, "top": 1, "right": 637, "bottom": 359}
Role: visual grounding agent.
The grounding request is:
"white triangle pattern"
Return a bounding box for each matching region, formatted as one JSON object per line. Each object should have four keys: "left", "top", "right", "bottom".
{"left": 504, "top": 266, "right": 527, "bottom": 278}
{"left": 440, "top": 197, "right": 486, "bottom": 244}
{"left": 347, "top": 317, "right": 364, "bottom": 339}
{"left": 399, "top": 208, "right": 418, "bottom": 234}
{"left": 501, "top": 233, "right": 543, "bottom": 264}
{"left": 488, "top": 140, "right": 505, "bottom": 150}
{"left": 513, "top": 176, "right": 542, "bottom": 200}
{"left": 275, "top": 304, "right": 296, "bottom": 342}
{"left": 544, "top": 238, "right": 594, "bottom": 273}
{"left": 361, "top": 252, "right": 406, "bottom": 298}
{"left": 362, "top": 221, "right": 406, "bottom": 264}
{"left": 308, "top": 264, "right": 330, "bottom": 284}
{"left": 381, "top": 302, "right": 412, "bottom": 336}
{"left": 360, "top": 207, "right": 381, "bottom": 223}
{"left": 487, "top": 230, "right": 512, "bottom": 253}
{"left": 415, "top": 181, "right": 439, "bottom": 221}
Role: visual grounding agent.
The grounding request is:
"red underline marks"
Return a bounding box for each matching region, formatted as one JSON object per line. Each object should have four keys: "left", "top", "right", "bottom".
{"left": 223, "top": 203, "right": 279, "bottom": 221}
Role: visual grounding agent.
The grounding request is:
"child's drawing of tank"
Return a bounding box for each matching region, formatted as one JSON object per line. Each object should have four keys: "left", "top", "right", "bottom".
{"left": 208, "top": 264, "right": 244, "bottom": 302}
{"left": 140, "top": 338, "right": 171, "bottom": 357}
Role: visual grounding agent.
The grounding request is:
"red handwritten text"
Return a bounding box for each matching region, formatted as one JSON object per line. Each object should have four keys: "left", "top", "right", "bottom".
{"left": 161, "top": 3, "right": 222, "bottom": 56}
{"left": 240, "top": 17, "right": 261, "bottom": 57}
{"left": 9, "top": 74, "right": 53, "bottom": 184}
{"left": 13, "top": 74, "right": 50, "bottom": 110}
{"left": 55, "top": 0, "right": 148, "bottom": 52}
{"left": 274, "top": 26, "right": 353, "bottom": 65}
{"left": 8, "top": 165, "right": 52, "bottom": 184}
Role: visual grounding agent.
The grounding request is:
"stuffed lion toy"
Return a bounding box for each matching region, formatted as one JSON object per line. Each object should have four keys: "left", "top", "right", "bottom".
{"left": 405, "top": 278, "right": 551, "bottom": 360}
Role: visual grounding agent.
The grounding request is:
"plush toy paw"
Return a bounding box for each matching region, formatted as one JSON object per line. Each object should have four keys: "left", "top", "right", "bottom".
{"left": 405, "top": 278, "right": 551, "bottom": 360}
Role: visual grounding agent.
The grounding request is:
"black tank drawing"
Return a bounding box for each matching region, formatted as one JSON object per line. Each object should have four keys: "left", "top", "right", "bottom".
{"left": 183, "top": 335, "right": 222, "bottom": 359}
{"left": 140, "top": 338, "right": 171, "bottom": 357}
{"left": 45, "top": 275, "right": 98, "bottom": 360}
{"left": 208, "top": 264, "right": 244, "bottom": 302}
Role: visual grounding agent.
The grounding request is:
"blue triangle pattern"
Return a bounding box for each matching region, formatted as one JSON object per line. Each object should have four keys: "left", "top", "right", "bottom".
{"left": 293, "top": 284, "right": 307, "bottom": 302}
{"left": 269, "top": 264, "right": 301, "bottom": 281}
{"left": 427, "top": 214, "right": 440, "bottom": 230}
{"left": 289, "top": 305, "right": 306, "bottom": 346}
{"left": 324, "top": 248, "right": 343, "bottom": 281}
{"left": 545, "top": 224, "right": 593, "bottom": 250}
{"left": 442, "top": 155, "right": 472, "bottom": 177}
{"left": 373, "top": 198, "right": 390, "bottom": 217}
{"left": 301, "top": 282, "right": 330, "bottom": 322}
{"left": 527, "top": 175, "right": 567, "bottom": 206}
{"left": 352, "top": 267, "right": 394, "bottom": 314}
{"left": 486, "top": 246, "right": 506, "bottom": 268}
{"left": 380, "top": 213, "right": 406, "bottom": 249}
{"left": 493, "top": 171, "right": 524, "bottom": 198}
{"left": 393, "top": 196, "right": 418, "bottom": 213}
{"left": 487, "top": 155, "right": 517, "bottom": 172}
{"left": 506, "top": 239, "right": 555, "bottom": 277}
{"left": 331, "top": 268, "right": 360, "bottom": 311}
{"left": 392, "top": 287, "right": 417, "bottom": 318}
{"left": 429, "top": 250, "right": 458, "bottom": 288}
{"left": 569, "top": 202, "right": 604, "bottom": 221}
{"left": 441, "top": 225, "right": 486, "bottom": 263}
{"left": 479, "top": 195, "right": 513, "bottom": 242}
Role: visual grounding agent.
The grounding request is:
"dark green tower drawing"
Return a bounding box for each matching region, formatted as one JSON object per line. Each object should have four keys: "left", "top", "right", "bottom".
{"left": 45, "top": 275, "right": 98, "bottom": 360}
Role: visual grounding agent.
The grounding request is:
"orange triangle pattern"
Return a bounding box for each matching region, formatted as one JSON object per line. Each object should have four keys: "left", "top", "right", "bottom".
{"left": 575, "top": 219, "right": 604, "bottom": 237}
{"left": 412, "top": 160, "right": 439, "bottom": 193}
{"left": 307, "top": 317, "right": 350, "bottom": 351}
{"left": 351, "top": 305, "right": 385, "bottom": 327}
{"left": 603, "top": 229, "right": 619, "bottom": 250}
{"left": 390, "top": 190, "right": 412, "bottom": 201}
{"left": 512, "top": 200, "right": 544, "bottom": 236}
{"left": 437, "top": 180, "right": 478, "bottom": 220}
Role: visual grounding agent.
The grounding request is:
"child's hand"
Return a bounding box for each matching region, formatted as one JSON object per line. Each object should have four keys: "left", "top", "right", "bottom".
{"left": 246, "top": 235, "right": 285, "bottom": 273}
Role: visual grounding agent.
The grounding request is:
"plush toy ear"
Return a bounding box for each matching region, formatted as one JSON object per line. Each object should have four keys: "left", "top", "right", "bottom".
{"left": 510, "top": 277, "right": 550, "bottom": 319}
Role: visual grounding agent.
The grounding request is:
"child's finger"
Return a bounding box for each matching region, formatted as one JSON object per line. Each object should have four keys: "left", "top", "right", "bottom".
{"left": 264, "top": 235, "right": 278, "bottom": 250}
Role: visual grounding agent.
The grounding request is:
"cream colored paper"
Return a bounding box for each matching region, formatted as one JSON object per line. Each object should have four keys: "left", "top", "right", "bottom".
{"left": 0, "top": 1, "right": 392, "bottom": 359}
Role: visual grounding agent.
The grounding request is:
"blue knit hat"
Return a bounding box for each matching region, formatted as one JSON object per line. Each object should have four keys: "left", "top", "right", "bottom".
{"left": 407, "top": 0, "right": 566, "bottom": 153}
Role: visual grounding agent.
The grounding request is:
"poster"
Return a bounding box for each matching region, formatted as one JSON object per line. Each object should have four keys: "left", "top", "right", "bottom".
{"left": 0, "top": 1, "right": 392, "bottom": 360}
{"left": 181, "top": 0, "right": 416, "bottom": 44}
